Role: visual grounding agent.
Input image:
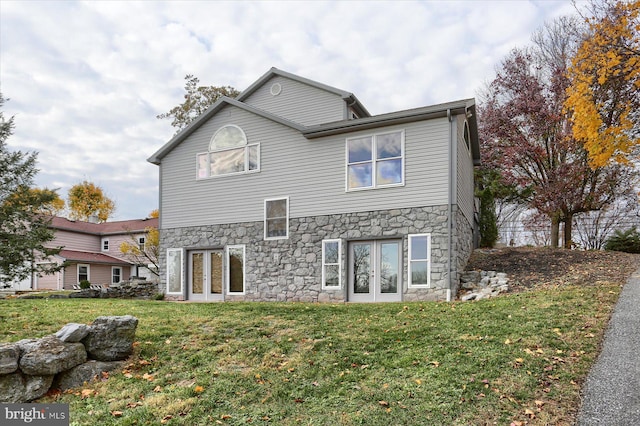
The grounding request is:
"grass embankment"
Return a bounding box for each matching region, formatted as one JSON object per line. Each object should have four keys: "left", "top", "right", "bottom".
{"left": 0, "top": 284, "right": 620, "bottom": 425}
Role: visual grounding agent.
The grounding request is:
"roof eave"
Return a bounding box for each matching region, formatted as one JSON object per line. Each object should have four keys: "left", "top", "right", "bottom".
{"left": 303, "top": 100, "right": 473, "bottom": 139}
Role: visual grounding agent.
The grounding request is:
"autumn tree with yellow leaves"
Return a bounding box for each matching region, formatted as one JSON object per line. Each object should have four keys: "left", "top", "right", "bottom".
{"left": 67, "top": 180, "right": 115, "bottom": 223}
{"left": 119, "top": 210, "right": 159, "bottom": 277}
{"left": 565, "top": 0, "right": 640, "bottom": 167}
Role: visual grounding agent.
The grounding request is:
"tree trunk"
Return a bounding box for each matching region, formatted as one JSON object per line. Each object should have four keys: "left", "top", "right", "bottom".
{"left": 550, "top": 216, "right": 560, "bottom": 247}
{"left": 564, "top": 214, "right": 573, "bottom": 249}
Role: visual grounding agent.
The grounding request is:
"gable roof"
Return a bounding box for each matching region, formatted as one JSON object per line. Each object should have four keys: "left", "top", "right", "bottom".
{"left": 237, "top": 67, "right": 370, "bottom": 118}
{"left": 148, "top": 68, "right": 480, "bottom": 166}
{"left": 50, "top": 216, "right": 158, "bottom": 236}
{"left": 147, "top": 96, "right": 305, "bottom": 165}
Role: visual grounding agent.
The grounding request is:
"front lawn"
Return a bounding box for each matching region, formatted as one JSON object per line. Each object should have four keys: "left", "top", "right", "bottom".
{"left": 0, "top": 285, "right": 619, "bottom": 425}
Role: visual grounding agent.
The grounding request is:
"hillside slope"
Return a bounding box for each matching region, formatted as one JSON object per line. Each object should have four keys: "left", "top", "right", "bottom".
{"left": 465, "top": 247, "right": 640, "bottom": 291}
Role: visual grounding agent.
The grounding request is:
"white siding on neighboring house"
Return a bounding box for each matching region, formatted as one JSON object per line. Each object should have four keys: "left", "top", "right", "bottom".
{"left": 51, "top": 230, "right": 100, "bottom": 252}
{"left": 160, "top": 104, "right": 452, "bottom": 229}
{"left": 242, "top": 76, "right": 346, "bottom": 126}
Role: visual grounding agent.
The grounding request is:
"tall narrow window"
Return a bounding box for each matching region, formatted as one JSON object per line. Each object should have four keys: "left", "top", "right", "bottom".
{"left": 264, "top": 197, "right": 289, "bottom": 240}
{"left": 322, "top": 239, "right": 341, "bottom": 289}
{"left": 408, "top": 234, "right": 430, "bottom": 287}
{"left": 347, "top": 130, "right": 404, "bottom": 190}
{"left": 112, "top": 267, "right": 122, "bottom": 284}
{"left": 167, "top": 248, "right": 183, "bottom": 294}
{"left": 102, "top": 239, "right": 109, "bottom": 251}
{"left": 227, "top": 245, "right": 245, "bottom": 294}
{"left": 138, "top": 236, "right": 146, "bottom": 251}
{"left": 78, "top": 264, "right": 89, "bottom": 283}
{"left": 196, "top": 125, "right": 260, "bottom": 179}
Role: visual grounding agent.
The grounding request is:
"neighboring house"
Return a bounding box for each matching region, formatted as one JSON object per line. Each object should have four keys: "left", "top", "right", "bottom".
{"left": 148, "top": 68, "right": 480, "bottom": 302}
{"left": 32, "top": 216, "right": 159, "bottom": 290}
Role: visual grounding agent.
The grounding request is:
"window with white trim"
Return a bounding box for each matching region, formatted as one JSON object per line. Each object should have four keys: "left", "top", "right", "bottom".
{"left": 227, "top": 245, "right": 245, "bottom": 294}
{"left": 463, "top": 120, "right": 471, "bottom": 154}
{"left": 322, "top": 239, "right": 341, "bottom": 289}
{"left": 112, "top": 266, "right": 122, "bottom": 284}
{"left": 264, "top": 197, "right": 289, "bottom": 240}
{"left": 77, "top": 264, "right": 90, "bottom": 283}
{"left": 166, "top": 248, "right": 183, "bottom": 294}
{"left": 102, "top": 238, "right": 109, "bottom": 251}
{"left": 408, "top": 234, "right": 430, "bottom": 287}
{"left": 346, "top": 130, "right": 404, "bottom": 190}
{"left": 138, "top": 236, "right": 146, "bottom": 251}
{"left": 197, "top": 125, "right": 259, "bottom": 179}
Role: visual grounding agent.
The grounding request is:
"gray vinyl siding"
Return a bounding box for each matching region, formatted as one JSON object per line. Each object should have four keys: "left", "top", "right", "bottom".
{"left": 242, "top": 76, "right": 346, "bottom": 126}
{"left": 455, "top": 116, "right": 475, "bottom": 225}
{"left": 160, "top": 105, "right": 452, "bottom": 229}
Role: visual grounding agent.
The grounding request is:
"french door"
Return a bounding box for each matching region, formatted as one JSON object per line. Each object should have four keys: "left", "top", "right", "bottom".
{"left": 348, "top": 240, "right": 402, "bottom": 302}
{"left": 188, "top": 250, "right": 224, "bottom": 301}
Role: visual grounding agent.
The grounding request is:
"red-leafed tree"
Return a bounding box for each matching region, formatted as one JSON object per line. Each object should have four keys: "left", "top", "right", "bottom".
{"left": 479, "top": 19, "right": 636, "bottom": 248}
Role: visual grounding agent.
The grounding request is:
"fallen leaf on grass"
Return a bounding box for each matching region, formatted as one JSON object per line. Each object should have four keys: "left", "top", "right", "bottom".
{"left": 194, "top": 385, "right": 204, "bottom": 393}
{"left": 378, "top": 400, "right": 389, "bottom": 407}
{"left": 111, "top": 411, "right": 123, "bottom": 417}
{"left": 81, "top": 389, "right": 95, "bottom": 399}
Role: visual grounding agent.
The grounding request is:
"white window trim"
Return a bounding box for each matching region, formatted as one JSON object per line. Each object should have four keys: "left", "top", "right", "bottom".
{"left": 166, "top": 248, "right": 184, "bottom": 295}
{"left": 408, "top": 233, "right": 431, "bottom": 288}
{"left": 264, "top": 197, "right": 289, "bottom": 240}
{"left": 321, "top": 239, "right": 342, "bottom": 290}
{"left": 345, "top": 130, "right": 405, "bottom": 192}
{"left": 111, "top": 266, "right": 122, "bottom": 284}
{"left": 138, "top": 236, "right": 146, "bottom": 251}
{"left": 196, "top": 124, "right": 260, "bottom": 180}
{"left": 77, "top": 264, "right": 90, "bottom": 283}
{"left": 101, "top": 238, "right": 109, "bottom": 252}
{"left": 463, "top": 120, "right": 471, "bottom": 156}
{"left": 226, "top": 245, "right": 246, "bottom": 295}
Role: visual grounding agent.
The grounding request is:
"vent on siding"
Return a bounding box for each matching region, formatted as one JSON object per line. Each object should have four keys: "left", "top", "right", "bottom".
{"left": 270, "top": 83, "right": 282, "bottom": 96}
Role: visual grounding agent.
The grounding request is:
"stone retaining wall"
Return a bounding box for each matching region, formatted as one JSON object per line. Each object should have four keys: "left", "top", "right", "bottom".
{"left": 0, "top": 316, "right": 138, "bottom": 403}
{"left": 69, "top": 280, "right": 161, "bottom": 299}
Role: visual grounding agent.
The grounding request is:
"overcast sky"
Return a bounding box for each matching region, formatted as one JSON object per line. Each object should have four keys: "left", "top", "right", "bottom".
{"left": 0, "top": 0, "right": 579, "bottom": 221}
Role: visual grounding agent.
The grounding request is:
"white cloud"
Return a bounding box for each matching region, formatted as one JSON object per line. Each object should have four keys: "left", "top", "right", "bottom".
{"left": 0, "top": 0, "right": 577, "bottom": 219}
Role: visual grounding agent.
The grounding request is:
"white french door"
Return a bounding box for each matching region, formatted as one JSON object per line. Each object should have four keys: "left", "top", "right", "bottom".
{"left": 348, "top": 240, "right": 402, "bottom": 302}
{"left": 188, "top": 250, "right": 224, "bottom": 301}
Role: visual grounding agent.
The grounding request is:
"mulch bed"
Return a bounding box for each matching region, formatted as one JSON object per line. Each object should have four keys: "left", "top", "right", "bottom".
{"left": 465, "top": 247, "right": 640, "bottom": 291}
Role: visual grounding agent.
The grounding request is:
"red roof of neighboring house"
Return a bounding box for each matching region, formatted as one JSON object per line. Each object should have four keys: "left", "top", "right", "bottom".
{"left": 50, "top": 216, "right": 158, "bottom": 235}
{"left": 58, "top": 249, "right": 132, "bottom": 265}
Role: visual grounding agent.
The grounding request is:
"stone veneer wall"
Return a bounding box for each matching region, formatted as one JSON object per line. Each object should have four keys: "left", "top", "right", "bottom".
{"left": 160, "top": 205, "right": 470, "bottom": 302}
{"left": 452, "top": 207, "right": 475, "bottom": 298}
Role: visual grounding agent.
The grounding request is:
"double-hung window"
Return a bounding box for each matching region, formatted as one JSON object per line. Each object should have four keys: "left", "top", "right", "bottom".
{"left": 264, "top": 197, "right": 289, "bottom": 240}
{"left": 112, "top": 267, "right": 122, "bottom": 284}
{"left": 322, "top": 239, "right": 341, "bottom": 289}
{"left": 346, "top": 130, "right": 404, "bottom": 190}
{"left": 102, "top": 239, "right": 109, "bottom": 251}
{"left": 78, "top": 264, "right": 90, "bottom": 283}
{"left": 408, "top": 234, "right": 430, "bottom": 287}
{"left": 197, "top": 125, "right": 259, "bottom": 179}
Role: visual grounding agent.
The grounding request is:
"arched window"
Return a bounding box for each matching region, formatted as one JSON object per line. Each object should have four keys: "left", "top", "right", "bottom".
{"left": 463, "top": 121, "right": 471, "bottom": 153}
{"left": 197, "top": 125, "right": 259, "bottom": 179}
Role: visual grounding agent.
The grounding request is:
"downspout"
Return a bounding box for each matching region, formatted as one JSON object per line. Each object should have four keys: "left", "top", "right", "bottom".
{"left": 446, "top": 109, "right": 454, "bottom": 302}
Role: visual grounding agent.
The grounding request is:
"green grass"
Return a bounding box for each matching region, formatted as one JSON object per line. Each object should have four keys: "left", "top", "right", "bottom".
{"left": 0, "top": 285, "right": 620, "bottom": 425}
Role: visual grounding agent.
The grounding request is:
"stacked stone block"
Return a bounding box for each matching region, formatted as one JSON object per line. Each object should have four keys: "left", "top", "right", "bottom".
{"left": 0, "top": 316, "right": 138, "bottom": 403}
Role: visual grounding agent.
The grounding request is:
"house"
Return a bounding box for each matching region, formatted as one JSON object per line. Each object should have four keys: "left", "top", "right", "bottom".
{"left": 29, "top": 216, "right": 159, "bottom": 291}
{"left": 148, "top": 68, "right": 480, "bottom": 302}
